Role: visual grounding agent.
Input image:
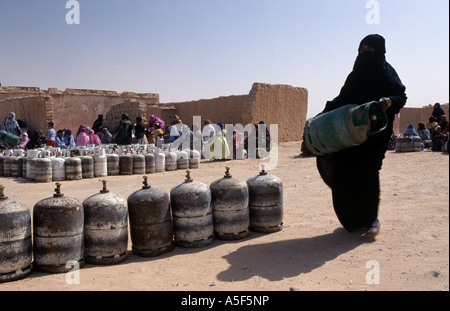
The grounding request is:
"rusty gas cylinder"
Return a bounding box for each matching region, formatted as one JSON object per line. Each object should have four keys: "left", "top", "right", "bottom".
{"left": 176, "top": 150, "right": 189, "bottom": 170}
{"left": 170, "top": 170, "right": 214, "bottom": 248}
{"left": 164, "top": 150, "right": 177, "bottom": 171}
{"left": 65, "top": 157, "right": 82, "bottom": 180}
{"left": 80, "top": 155, "right": 94, "bottom": 179}
{"left": 10, "top": 156, "right": 22, "bottom": 178}
{"left": 20, "top": 156, "right": 27, "bottom": 178}
{"left": 210, "top": 167, "right": 249, "bottom": 240}
{"left": 132, "top": 153, "right": 145, "bottom": 175}
{"left": 3, "top": 155, "right": 12, "bottom": 177}
{"left": 33, "top": 157, "right": 53, "bottom": 183}
{"left": 189, "top": 150, "right": 201, "bottom": 169}
{"left": 128, "top": 176, "right": 174, "bottom": 257}
{"left": 106, "top": 153, "right": 120, "bottom": 176}
{"left": 145, "top": 153, "right": 155, "bottom": 174}
{"left": 83, "top": 180, "right": 128, "bottom": 265}
{"left": 246, "top": 165, "right": 283, "bottom": 233}
{"left": 0, "top": 185, "right": 33, "bottom": 283}
{"left": 119, "top": 154, "right": 133, "bottom": 175}
{"left": 33, "top": 183, "right": 84, "bottom": 273}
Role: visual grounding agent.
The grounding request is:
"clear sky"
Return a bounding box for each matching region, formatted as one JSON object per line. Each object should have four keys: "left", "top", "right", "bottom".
{"left": 1, "top": 0, "right": 448, "bottom": 118}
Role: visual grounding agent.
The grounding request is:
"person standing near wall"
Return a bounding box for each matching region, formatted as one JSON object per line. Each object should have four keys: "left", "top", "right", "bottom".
{"left": 134, "top": 116, "right": 147, "bottom": 144}
{"left": 115, "top": 113, "right": 133, "bottom": 145}
{"left": 45, "top": 122, "right": 56, "bottom": 147}
{"left": 92, "top": 114, "right": 104, "bottom": 134}
{"left": 316, "top": 34, "right": 407, "bottom": 236}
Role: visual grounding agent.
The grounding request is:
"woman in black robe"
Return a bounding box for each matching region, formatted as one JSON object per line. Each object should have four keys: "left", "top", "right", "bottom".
{"left": 316, "top": 34, "right": 407, "bottom": 235}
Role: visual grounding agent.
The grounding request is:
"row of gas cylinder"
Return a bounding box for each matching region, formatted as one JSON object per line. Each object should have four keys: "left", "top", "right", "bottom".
{"left": 0, "top": 166, "right": 283, "bottom": 283}
{"left": 395, "top": 135, "right": 422, "bottom": 152}
{"left": 0, "top": 148, "right": 201, "bottom": 182}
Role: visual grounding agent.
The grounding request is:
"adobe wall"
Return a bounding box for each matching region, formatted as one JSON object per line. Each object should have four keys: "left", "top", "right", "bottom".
{"left": 0, "top": 86, "right": 159, "bottom": 133}
{"left": 0, "top": 95, "right": 54, "bottom": 132}
{"left": 241, "top": 83, "right": 308, "bottom": 143}
{"left": 163, "top": 95, "right": 248, "bottom": 129}
{"left": 162, "top": 83, "right": 308, "bottom": 143}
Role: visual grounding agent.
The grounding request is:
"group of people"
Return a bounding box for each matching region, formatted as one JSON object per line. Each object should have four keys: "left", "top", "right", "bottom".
{"left": 0, "top": 111, "right": 272, "bottom": 162}
{"left": 403, "top": 103, "right": 449, "bottom": 152}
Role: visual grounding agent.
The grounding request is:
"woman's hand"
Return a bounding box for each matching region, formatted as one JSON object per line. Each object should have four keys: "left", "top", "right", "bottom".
{"left": 379, "top": 97, "right": 392, "bottom": 112}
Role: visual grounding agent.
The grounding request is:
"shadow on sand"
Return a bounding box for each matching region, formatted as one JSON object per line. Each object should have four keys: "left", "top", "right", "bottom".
{"left": 217, "top": 228, "right": 374, "bottom": 282}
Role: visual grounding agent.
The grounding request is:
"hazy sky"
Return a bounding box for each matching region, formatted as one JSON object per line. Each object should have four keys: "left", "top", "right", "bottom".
{"left": 1, "top": 0, "right": 448, "bottom": 118}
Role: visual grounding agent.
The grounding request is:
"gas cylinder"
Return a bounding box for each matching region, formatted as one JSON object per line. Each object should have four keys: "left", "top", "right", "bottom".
{"left": 128, "top": 176, "right": 175, "bottom": 256}
{"left": 65, "top": 157, "right": 82, "bottom": 180}
{"left": 132, "top": 154, "right": 145, "bottom": 175}
{"left": 246, "top": 165, "right": 283, "bottom": 233}
{"left": 395, "top": 135, "right": 422, "bottom": 152}
{"left": 10, "top": 156, "right": 22, "bottom": 177}
{"left": 304, "top": 101, "right": 388, "bottom": 156}
{"left": 176, "top": 150, "right": 189, "bottom": 170}
{"left": 210, "top": 167, "right": 249, "bottom": 240}
{"left": 94, "top": 149, "right": 107, "bottom": 177}
{"left": 155, "top": 151, "right": 165, "bottom": 172}
{"left": 26, "top": 150, "right": 40, "bottom": 179}
{"left": 33, "top": 157, "right": 53, "bottom": 183}
{"left": 119, "top": 154, "right": 133, "bottom": 175}
{"left": 83, "top": 180, "right": 128, "bottom": 265}
{"left": 164, "top": 150, "right": 177, "bottom": 171}
{"left": 51, "top": 157, "right": 66, "bottom": 181}
{"left": 33, "top": 183, "right": 84, "bottom": 273}
{"left": 189, "top": 150, "right": 201, "bottom": 169}
{"left": 80, "top": 155, "right": 94, "bottom": 179}
{"left": 3, "top": 155, "right": 12, "bottom": 177}
{"left": 0, "top": 185, "right": 33, "bottom": 283}
{"left": 145, "top": 153, "right": 156, "bottom": 174}
{"left": 170, "top": 170, "right": 214, "bottom": 248}
{"left": 0, "top": 155, "right": 4, "bottom": 176}
{"left": 106, "top": 153, "right": 120, "bottom": 176}
{"left": 20, "top": 156, "right": 27, "bottom": 178}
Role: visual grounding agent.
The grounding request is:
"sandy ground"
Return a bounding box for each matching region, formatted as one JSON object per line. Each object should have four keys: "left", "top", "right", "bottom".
{"left": 0, "top": 141, "right": 448, "bottom": 292}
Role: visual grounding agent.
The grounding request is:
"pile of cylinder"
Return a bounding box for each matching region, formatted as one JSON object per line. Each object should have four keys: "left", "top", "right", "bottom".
{"left": 0, "top": 166, "right": 283, "bottom": 283}
{"left": 0, "top": 144, "right": 201, "bottom": 182}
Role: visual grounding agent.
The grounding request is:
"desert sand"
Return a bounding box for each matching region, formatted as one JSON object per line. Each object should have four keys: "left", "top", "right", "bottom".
{"left": 0, "top": 141, "right": 448, "bottom": 292}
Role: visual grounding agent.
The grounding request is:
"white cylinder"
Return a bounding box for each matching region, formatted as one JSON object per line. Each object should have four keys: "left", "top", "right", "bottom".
{"left": 155, "top": 152, "right": 165, "bottom": 172}
{"left": 94, "top": 155, "right": 108, "bottom": 177}
{"left": 51, "top": 157, "right": 66, "bottom": 181}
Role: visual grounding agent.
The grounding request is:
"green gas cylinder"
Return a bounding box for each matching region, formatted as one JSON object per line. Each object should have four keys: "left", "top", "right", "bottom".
{"left": 304, "top": 101, "right": 388, "bottom": 156}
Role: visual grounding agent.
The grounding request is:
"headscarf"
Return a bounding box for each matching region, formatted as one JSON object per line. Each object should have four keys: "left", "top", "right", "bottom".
{"left": 76, "top": 128, "right": 90, "bottom": 147}
{"left": 403, "top": 123, "right": 418, "bottom": 137}
{"left": 148, "top": 114, "right": 165, "bottom": 132}
{"left": 432, "top": 103, "right": 445, "bottom": 122}
{"left": 0, "top": 112, "right": 21, "bottom": 136}
{"left": 18, "top": 131, "right": 30, "bottom": 149}
{"left": 322, "top": 34, "right": 406, "bottom": 143}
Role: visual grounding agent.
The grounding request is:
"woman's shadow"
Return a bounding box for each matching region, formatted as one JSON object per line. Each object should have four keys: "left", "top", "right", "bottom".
{"left": 217, "top": 228, "right": 373, "bottom": 282}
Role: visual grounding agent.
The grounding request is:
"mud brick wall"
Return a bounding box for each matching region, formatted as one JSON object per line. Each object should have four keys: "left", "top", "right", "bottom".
{"left": 0, "top": 95, "right": 54, "bottom": 132}
{"left": 241, "top": 83, "right": 308, "bottom": 143}
{"left": 163, "top": 83, "right": 308, "bottom": 143}
{"left": 0, "top": 87, "right": 159, "bottom": 134}
{"left": 103, "top": 100, "right": 149, "bottom": 131}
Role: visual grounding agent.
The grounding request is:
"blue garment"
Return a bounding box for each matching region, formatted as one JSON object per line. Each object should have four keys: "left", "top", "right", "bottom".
{"left": 63, "top": 134, "right": 76, "bottom": 148}
{"left": 55, "top": 136, "right": 67, "bottom": 148}
{"left": 403, "top": 123, "right": 419, "bottom": 136}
